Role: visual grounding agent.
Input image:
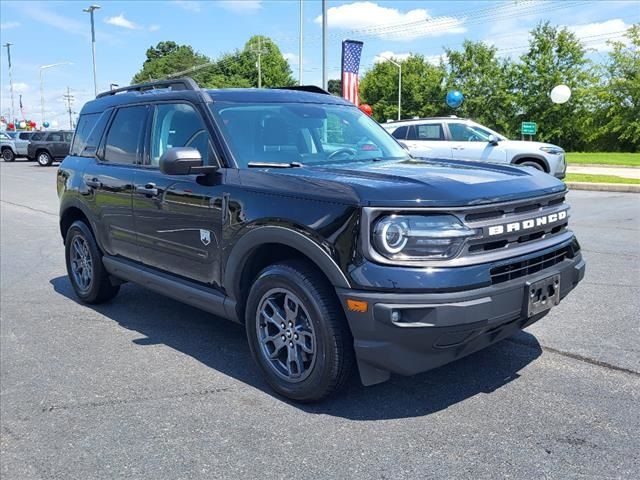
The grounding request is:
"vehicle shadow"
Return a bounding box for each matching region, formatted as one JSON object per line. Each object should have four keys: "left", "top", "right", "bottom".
{"left": 51, "top": 276, "right": 543, "bottom": 421}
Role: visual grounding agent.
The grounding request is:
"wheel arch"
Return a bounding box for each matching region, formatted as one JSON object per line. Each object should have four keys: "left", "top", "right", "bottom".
{"left": 224, "top": 226, "right": 351, "bottom": 322}
{"left": 510, "top": 154, "right": 550, "bottom": 172}
{"left": 59, "top": 203, "right": 95, "bottom": 243}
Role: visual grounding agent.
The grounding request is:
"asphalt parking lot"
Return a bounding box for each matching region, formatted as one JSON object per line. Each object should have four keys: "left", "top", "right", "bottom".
{"left": 1, "top": 160, "right": 639, "bottom": 479}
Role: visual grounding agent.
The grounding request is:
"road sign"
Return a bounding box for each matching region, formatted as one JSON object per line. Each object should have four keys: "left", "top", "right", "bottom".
{"left": 521, "top": 122, "right": 537, "bottom": 135}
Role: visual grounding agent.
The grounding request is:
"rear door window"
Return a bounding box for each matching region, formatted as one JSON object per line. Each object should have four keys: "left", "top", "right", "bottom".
{"left": 408, "top": 123, "right": 444, "bottom": 141}
{"left": 47, "top": 132, "right": 63, "bottom": 142}
{"left": 103, "top": 106, "right": 147, "bottom": 164}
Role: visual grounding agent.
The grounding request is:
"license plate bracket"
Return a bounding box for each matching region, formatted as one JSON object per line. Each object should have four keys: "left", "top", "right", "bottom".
{"left": 525, "top": 274, "right": 561, "bottom": 317}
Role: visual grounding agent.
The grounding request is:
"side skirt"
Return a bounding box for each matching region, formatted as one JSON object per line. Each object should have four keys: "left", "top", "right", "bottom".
{"left": 102, "top": 256, "right": 239, "bottom": 323}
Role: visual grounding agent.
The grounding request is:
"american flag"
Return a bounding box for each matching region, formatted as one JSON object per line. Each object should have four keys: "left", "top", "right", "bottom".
{"left": 341, "top": 40, "right": 364, "bottom": 106}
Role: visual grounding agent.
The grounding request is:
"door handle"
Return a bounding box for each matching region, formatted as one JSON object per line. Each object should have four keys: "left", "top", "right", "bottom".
{"left": 135, "top": 183, "right": 159, "bottom": 197}
{"left": 86, "top": 178, "right": 102, "bottom": 188}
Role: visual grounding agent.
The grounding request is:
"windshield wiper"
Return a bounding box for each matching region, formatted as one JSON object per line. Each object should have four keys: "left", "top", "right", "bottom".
{"left": 247, "top": 161, "right": 304, "bottom": 168}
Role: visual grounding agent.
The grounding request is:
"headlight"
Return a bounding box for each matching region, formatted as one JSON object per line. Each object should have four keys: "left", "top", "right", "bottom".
{"left": 539, "top": 146, "right": 564, "bottom": 155}
{"left": 372, "top": 214, "right": 476, "bottom": 260}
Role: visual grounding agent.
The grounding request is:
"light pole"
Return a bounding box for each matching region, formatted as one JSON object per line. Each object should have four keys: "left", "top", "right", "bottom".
{"left": 381, "top": 56, "right": 402, "bottom": 120}
{"left": 83, "top": 5, "right": 101, "bottom": 97}
{"left": 3, "top": 43, "right": 15, "bottom": 126}
{"left": 40, "top": 62, "right": 72, "bottom": 126}
{"left": 299, "top": 0, "right": 303, "bottom": 85}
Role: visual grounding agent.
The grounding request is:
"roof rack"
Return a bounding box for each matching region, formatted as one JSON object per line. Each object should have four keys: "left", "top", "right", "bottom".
{"left": 96, "top": 77, "right": 200, "bottom": 99}
{"left": 273, "top": 85, "right": 330, "bottom": 95}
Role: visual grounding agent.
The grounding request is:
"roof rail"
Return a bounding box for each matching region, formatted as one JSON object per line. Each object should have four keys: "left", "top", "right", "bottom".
{"left": 273, "top": 85, "right": 330, "bottom": 95}
{"left": 96, "top": 77, "right": 200, "bottom": 99}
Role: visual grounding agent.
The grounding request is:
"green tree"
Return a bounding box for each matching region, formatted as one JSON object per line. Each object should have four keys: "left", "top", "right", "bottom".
{"left": 512, "top": 22, "right": 597, "bottom": 150}
{"left": 132, "top": 41, "right": 211, "bottom": 84}
{"left": 592, "top": 24, "right": 639, "bottom": 152}
{"left": 444, "top": 41, "right": 517, "bottom": 137}
{"left": 327, "top": 79, "right": 342, "bottom": 96}
{"left": 132, "top": 36, "right": 295, "bottom": 89}
{"left": 360, "top": 55, "right": 447, "bottom": 122}
{"left": 208, "top": 36, "right": 295, "bottom": 88}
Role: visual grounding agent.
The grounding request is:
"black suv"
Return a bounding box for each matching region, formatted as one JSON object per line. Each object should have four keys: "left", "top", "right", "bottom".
{"left": 57, "top": 78, "right": 585, "bottom": 401}
{"left": 29, "top": 130, "right": 73, "bottom": 166}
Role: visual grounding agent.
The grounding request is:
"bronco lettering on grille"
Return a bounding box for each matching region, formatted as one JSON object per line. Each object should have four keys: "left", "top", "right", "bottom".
{"left": 488, "top": 210, "right": 567, "bottom": 236}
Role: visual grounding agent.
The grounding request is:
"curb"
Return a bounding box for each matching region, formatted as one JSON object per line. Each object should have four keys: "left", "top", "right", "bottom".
{"left": 567, "top": 164, "right": 640, "bottom": 169}
{"left": 565, "top": 182, "right": 640, "bottom": 193}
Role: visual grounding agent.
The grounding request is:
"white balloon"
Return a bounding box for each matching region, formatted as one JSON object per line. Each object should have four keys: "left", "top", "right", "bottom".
{"left": 51, "top": 120, "right": 60, "bottom": 128}
{"left": 550, "top": 84, "right": 571, "bottom": 104}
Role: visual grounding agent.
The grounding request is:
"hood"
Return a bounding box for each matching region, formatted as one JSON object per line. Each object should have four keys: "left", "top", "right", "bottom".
{"left": 240, "top": 158, "right": 566, "bottom": 208}
{"left": 501, "top": 139, "right": 563, "bottom": 151}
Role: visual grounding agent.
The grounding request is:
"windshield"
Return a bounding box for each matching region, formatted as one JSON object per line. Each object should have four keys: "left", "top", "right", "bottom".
{"left": 209, "top": 102, "right": 408, "bottom": 168}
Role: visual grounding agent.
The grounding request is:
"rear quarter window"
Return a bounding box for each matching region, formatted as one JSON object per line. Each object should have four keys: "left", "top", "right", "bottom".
{"left": 70, "top": 111, "right": 111, "bottom": 157}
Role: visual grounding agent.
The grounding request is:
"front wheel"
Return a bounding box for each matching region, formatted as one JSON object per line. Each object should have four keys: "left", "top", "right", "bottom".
{"left": 2, "top": 148, "right": 15, "bottom": 162}
{"left": 65, "top": 220, "right": 120, "bottom": 304}
{"left": 36, "top": 151, "right": 53, "bottom": 166}
{"left": 518, "top": 160, "right": 545, "bottom": 172}
{"left": 246, "top": 261, "right": 354, "bottom": 402}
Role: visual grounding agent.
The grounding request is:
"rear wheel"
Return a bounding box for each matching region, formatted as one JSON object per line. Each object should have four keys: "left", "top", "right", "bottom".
{"left": 246, "top": 261, "right": 354, "bottom": 402}
{"left": 2, "top": 148, "right": 15, "bottom": 162}
{"left": 65, "top": 220, "right": 120, "bottom": 304}
{"left": 36, "top": 151, "right": 53, "bottom": 166}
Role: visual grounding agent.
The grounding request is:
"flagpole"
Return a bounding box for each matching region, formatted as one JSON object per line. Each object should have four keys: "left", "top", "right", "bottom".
{"left": 322, "top": 0, "right": 327, "bottom": 90}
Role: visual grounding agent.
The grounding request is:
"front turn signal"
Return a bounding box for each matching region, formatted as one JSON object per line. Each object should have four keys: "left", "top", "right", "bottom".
{"left": 347, "top": 299, "right": 368, "bottom": 313}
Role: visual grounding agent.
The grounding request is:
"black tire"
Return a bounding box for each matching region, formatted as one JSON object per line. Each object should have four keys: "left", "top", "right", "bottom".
{"left": 246, "top": 261, "right": 354, "bottom": 402}
{"left": 2, "top": 148, "right": 15, "bottom": 162}
{"left": 36, "top": 151, "right": 53, "bottom": 166}
{"left": 518, "top": 160, "right": 545, "bottom": 172}
{"left": 65, "top": 220, "right": 120, "bottom": 304}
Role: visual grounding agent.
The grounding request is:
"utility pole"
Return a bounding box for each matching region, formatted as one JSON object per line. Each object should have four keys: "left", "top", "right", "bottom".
{"left": 83, "top": 5, "right": 101, "bottom": 97}
{"left": 380, "top": 56, "right": 402, "bottom": 120}
{"left": 299, "top": 0, "right": 304, "bottom": 85}
{"left": 250, "top": 37, "right": 269, "bottom": 88}
{"left": 63, "top": 87, "right": 75, "bottom": 129}
{"left": 322, "top": 0, "right": 327, "bottom": 90}
{"left": 3, "top": 43, "right": 15, "bottom": 125}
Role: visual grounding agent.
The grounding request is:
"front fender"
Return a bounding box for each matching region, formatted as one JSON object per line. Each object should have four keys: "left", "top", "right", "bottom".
{"left": 224, "top": 225, "right": 352, "bottom": 304}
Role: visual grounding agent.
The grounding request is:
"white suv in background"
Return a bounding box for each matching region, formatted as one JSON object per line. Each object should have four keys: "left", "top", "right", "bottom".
{"left": 383, "top": 117, "right": 566, "bottom": 179}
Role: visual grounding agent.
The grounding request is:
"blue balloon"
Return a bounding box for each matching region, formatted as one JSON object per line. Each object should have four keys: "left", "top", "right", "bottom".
{"left": 43, "top": 121, "right": 50, "bottom": 128}
{"left": 446, "top": 90, "right": 464, "bottom": 108}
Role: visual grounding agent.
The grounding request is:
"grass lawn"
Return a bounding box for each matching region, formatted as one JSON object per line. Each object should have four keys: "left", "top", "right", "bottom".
{"left": 566, "top": 152, "right": 640, "bottom": 167}
{"left": 565, "top": 173, "right": 640, "bottom": 184}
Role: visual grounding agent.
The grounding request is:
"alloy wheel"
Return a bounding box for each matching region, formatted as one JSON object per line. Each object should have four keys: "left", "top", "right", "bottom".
{"left": 255, "top": 288, "right": 317, "bottom": 382}
{"left": 70, "top": 235, "right": 93, "bottom": 293}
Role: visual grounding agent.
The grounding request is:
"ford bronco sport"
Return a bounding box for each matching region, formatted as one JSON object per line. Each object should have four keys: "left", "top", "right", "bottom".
{"left": 57, "top": 78, "right": 585, "bottom": 402}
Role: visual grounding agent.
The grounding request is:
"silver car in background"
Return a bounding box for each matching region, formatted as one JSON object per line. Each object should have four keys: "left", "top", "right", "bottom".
{"left": 383, "top": 116, "right": 566, "bottom": 179}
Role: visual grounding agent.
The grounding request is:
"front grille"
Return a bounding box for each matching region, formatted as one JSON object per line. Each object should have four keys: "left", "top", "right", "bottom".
{"left": 490, "top": 246, "right": 570, "bottom": 284}
{"left": 462, "top": 193, "right": 569, "bottom": 256}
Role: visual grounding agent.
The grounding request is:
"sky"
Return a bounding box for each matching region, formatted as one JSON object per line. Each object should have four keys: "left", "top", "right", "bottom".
{"left": 0, "top": 0, "right": 638, "bottom": 127}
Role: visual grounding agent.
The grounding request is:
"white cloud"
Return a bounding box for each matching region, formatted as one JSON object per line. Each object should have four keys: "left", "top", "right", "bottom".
{"left": 105, "top": 14, "right": 139, "bottom": 30}
{"left": 314, "top": 1, "right": 465, "bottom": 41}
{"left": 12, "top": 83, "right": 30, "bottom": 93}
{"left": 283, "top": 52, "right": 299, "bottom": 64}
{"left": 566, "top": 19, "right": 631, "bottom": 52}
{"left": 373, "top": 51, "right": 411, "bottom": 63}
{"left": 149, "top": 24, "right": 161, "bottom": 32}
{"left": 217, "top": 1, "right": 262, "bottom": 14}
{"left": 172, "top": 1, "right": 201, "bottom": 13}
{"left": 1, "top": 21, "right": 21, "bottom": 30}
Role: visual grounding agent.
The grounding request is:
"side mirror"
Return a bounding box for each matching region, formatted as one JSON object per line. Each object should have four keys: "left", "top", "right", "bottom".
{"left": 159, "top": 147, "right": 203, "bottom": 175}
{"left": 488, "top": 134, "right": 499, "bottom": 146}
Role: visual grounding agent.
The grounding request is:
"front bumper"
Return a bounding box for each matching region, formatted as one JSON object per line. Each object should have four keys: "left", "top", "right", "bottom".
{"left": 337, "top": 251, "right": 585, "bottom": 386}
